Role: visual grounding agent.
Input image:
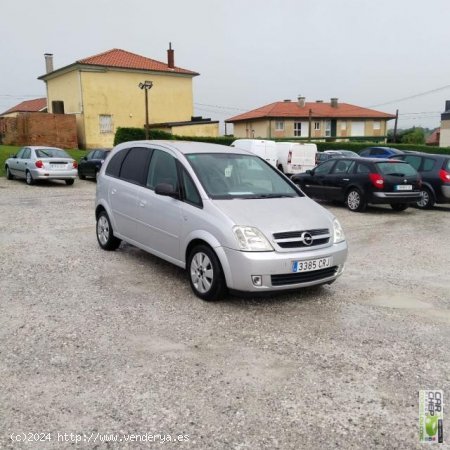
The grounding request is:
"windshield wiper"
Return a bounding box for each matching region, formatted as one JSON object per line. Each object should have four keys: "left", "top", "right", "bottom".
{"left": 241, "top": 194, "right": 296, "bottom": 199}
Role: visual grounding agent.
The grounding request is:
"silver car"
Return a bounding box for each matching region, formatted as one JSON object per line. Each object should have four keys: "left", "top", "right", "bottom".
{"left": 95, "top": 141, "right": 348, "bottom": 300}
{"left": 5, "top": 146, "right": 78, "bottom": 185}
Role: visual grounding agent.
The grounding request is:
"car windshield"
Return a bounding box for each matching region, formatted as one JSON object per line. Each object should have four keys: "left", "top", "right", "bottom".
{"left": 35, "top": 148, "right": 70, "bottom": 158}
{"left": 377, "top": 162, "right": 417, "bottom": 176}
{"left": 186, "top": 153, "right": 301, "bottom": 199}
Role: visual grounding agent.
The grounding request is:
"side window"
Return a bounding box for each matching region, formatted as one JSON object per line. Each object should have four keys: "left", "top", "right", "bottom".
{"left": 16, "top": 148, "right": 25, "bottom": 159}
{"left": 119, "top": 147, "right": 152, "bottom": 185}
{"left": 22, "top": 148, "right": 31, "bottom": 159}
{"left": 422, "top": 158, "right": 435, "bottom": 172}
{"left": 332, "top": 159, "right": 354, "bottom": 174}
{"left": 146, "top": 149, "right": 178, "bottom": 190}
{"left": 356, "top": 163, "right": 370, "bottom": 174}
{"left": 370, "top": 148, "right": 384, "bottom": 156}
{"left": 181, "top": 168, "right": 202, "bottom": 207}
{"left": 105, "top": 149, "right": 129, "bottom": 178}
{"left": 404, "top": 155, "right": 421, "bottom": 171}
{"left": 92, "top": 150, "right": 104, "bottom": 160}
{"left": 86, "top": 151, "right": 96, "bottom": 160}
{"left": 314, "top": 160, "right": 335, "bottom": 175}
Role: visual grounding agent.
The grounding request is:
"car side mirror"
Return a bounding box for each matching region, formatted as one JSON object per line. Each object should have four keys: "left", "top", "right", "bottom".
{"left": 306, "top": 169, "right": 313, "bottom": 175}
{"left": 82, "top": 156, "right": 87, "bottom": 161}
{"left": 155, "top": 183, "right": 179, "bottom": 198}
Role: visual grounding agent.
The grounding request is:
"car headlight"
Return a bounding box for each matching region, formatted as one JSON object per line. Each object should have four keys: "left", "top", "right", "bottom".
{"left": 333, "top": 218, "right": 345, "bottom": 244}
{"left": 233, "top": 226, "right": 274, "bottom": 251}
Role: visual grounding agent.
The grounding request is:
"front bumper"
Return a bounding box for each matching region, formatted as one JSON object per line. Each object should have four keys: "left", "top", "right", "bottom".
{"left": 30, "top": 168, "right": 78, "bottom": 180}
{"left": 370, "top": 191, "right": 422, "bottom": 204}
{"left": 219, "top": 241, "right": 348, "bottom": 292}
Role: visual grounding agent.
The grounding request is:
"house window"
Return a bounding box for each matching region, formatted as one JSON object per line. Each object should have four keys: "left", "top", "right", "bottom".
{"left": 314, "top": 121, "right": 320, "bottom": 131}
{"left": 325, "top": 120, "right": 331, "bottom": 137}
{"left": 275, "top": 120, "right": 284, "bottom": 131}
{"left": 373, "top": 120, "right": 381, "bottom": 130}
{"left": 294, "top": 122, "right": 302, "bottom": 137}
{"left": 340, "top": 121, "right": 347, "bottom": 130}
{"left": 99, "top": 115, "right": 113, "bottom": 134}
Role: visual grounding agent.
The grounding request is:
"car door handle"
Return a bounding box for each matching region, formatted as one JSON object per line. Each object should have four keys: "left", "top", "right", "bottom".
{"left": 342, "top": 178, "right": 349, "bottom": 181}
{"left": 139, "top": 200, "right": 147, "bottom": 207}
{"left": 111, "top": 188, "right": 116, "bottom": 195}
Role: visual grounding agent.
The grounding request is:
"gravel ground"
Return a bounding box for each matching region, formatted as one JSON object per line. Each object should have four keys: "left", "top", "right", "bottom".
{"left": 0, "top": 177, "right": 449, "bottom": 449}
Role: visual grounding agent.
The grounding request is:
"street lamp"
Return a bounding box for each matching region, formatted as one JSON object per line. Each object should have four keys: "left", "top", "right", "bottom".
{"left": 138, "top": 80, "right": 153, "bottom": 139}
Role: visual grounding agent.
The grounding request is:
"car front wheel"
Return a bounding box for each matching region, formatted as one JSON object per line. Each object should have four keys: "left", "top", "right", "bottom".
{"left": 96, "top": 211, "right": 121, "bottom": 251}
{"left": 188, "top": 245, "right": 226, "bottom": 301}
{"left": 346, "top": 188, "right": 366, "bottom": 212}
{"left": 416, "top": 187, "right": 435, "bottom": 209}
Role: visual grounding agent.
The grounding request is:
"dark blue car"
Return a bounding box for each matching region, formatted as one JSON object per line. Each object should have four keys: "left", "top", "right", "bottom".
{"left": 359, "top": 146, "right": 404, "bottom": 158}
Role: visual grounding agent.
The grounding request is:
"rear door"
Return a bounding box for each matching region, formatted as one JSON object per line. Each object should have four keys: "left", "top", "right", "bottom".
{"left": 301, "top": 159, "right": 336, "bottom": 198}
{"left": 326, "top": 159, "right": 356, "bottom": 200}
{"left": 19, "top": 148, "right": 32, "bottom": 176}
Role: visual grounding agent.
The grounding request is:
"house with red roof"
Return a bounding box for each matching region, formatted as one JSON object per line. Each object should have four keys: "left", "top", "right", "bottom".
{"left": 226, "top": 96, "right": 395, "bottom": 141}
{"left": 0, "top": 98, "right": 47, "bottom": 118}
{"left": 38, "top": 46, "right": 218, "bottom": 148}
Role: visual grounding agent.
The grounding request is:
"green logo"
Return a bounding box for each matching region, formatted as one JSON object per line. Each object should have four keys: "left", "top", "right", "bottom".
{"left": 426, "top": 415, "right": 439, "bottom": 437}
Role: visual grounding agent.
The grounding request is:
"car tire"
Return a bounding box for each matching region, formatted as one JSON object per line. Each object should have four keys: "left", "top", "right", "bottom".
{"left": 6, "top": 166, "right": 13, "bottom": 180}
{"left": 391, "top": 203, "right": 408, "bottom": 211}
{"left": 65, "top": 179, "right": 75, "bottom": 186}
{"left": 346, "top": 188, "right": 366, "bottom": 212}
{"left": 25, "top": 170, "right": 35, "bottom": 185}
{"left": 96, "top": 211, "right": 121, "bottom": 251}
{"left": 188, "top": 245, "right": 227, "bottom": 301}
{"left": 416, "top": 187, "right": 435, "bottom": 209}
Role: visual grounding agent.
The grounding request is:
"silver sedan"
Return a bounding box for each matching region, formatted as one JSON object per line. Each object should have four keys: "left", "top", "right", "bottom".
{"left": 5, "top": 146, "right": 78, "bottom": 185}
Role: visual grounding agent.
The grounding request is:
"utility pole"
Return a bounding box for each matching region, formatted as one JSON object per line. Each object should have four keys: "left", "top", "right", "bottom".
{"left": 139, "top": 81, "right": 153, "bottom": 139}
{"left": 393, "top": 109, "right": 399, "bottom": 143}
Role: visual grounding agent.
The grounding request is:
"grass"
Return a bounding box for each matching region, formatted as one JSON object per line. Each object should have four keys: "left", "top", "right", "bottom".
{"left": 0, "top": 145, "right": 87, "bottom": 177}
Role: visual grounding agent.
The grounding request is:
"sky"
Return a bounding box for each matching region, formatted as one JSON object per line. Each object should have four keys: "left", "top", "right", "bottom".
{"left": 1, "top": 0, "right": 450, "bottom": 133}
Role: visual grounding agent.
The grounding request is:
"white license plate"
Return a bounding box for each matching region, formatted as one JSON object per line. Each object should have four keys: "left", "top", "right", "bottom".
{"left": 395, "top": 184, "right": 412, "bottom": 191}
{"left": 292, "top": 257, "right": 332, "bottom": 273}
{"left": 51, "top": 164, "right": 66, "bottom": 169}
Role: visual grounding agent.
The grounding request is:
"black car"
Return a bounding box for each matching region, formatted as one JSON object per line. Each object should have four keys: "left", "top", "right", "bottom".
{"left": 391, "top": 152, "right": 450, "bottom": 209}
{"left": 78, "top": 149, "right": 110, "bottom": 180}
{"left": 359, "top": 146, "right": 404, "bottom": 158}
{"left": 292, "top": 157, "right": 422, "bottom": 212}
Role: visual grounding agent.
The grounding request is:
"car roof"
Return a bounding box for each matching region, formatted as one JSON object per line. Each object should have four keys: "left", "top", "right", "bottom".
{"left": 27, "top": 146, "right": 65, "bottom": 150}
{"left": 329, "top": 156, "right": 407, "bottom": 163}
{"left": 393, "top": 151, "right": 449, "bottom": 159}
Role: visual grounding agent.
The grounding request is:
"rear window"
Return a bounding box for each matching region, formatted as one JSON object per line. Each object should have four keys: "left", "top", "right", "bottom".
{"left": 377, "top": 162, "right": 417, "bottom": 176}
{"left": 445, "top": 159, "right": 450, "bottom": 171}
{"left": 105, "top": 149, "right": 129, "bottom": 177}
{"left": 35, "top": 148, "right": 70, "bottom": 158}
{"left": 422, "top": 158, "right": 435, "bottom": 172}
{"left": 119, "top": 147, "right": 152, "bottom": 185}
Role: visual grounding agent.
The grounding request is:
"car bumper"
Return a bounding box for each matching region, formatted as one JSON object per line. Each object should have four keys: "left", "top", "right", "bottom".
{"left": 219, "top": 241, "right": 348, "bottom": 292}
{"left": 371, "top": 191, "right": 422, "bottom": 204}
{"left": 439, "top": 185, "right": 450, "bottom": 201}
{"left": 30, "top": 168, "right": 78, "bottom": 180}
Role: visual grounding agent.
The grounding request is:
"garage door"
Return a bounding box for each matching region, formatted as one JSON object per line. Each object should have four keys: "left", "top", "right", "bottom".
{"left": 351, "top": 121, "right": 365, "bottom": 136}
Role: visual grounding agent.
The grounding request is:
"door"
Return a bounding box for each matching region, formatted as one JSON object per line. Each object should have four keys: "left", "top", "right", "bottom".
{"left": 80, "top": 151, "right": 95, "bottom": 177}
{"left": 302, "top": 159, "right": 336, "bottom": 198}
{"left": 136, "top": 149, "right": 183, "bottom": 262}
{"left": 10, "top": 148, "right": 25, "bottom": 177}
{"left": 17, "top": 148, "right": 32, "bottom": 177}
{"left": 327, "top": 159, "right": 355, "bottom": 201}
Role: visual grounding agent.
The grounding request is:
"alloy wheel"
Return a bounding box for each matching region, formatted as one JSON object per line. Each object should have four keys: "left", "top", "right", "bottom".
{"left": 190, "top": 252, "right": 214, "bottom": 294}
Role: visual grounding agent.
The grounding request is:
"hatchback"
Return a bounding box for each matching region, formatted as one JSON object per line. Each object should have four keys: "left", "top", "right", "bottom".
{"left": 95, "top": 141, "right": 348, "bottom": 300}
{"left": 292, "top": 157, "right": 422, "bottom": 212}
{"left": 5, "top": 146, "right": 78, "bottom": 185}
{"left": 78, "top": 149, "right": 110, "bottom": 180}
{"left": 392, "top": 152, "right": 450, "bottom": 208}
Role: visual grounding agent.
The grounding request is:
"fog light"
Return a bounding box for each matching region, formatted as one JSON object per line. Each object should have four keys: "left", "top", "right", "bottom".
{"left": 251, "top": 275, "right": 262, "bottom": 286}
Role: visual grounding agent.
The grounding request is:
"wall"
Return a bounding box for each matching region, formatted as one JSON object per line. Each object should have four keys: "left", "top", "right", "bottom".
{"left": 440, "top": 120, "right": 450, "bottom": 147}
{"left": 0, "top": 113, "right": 78, "bottom": 148}
{"left": 164, "top": 123, "right": 219, "bottom": 137}
{"left": 232, "top": 121, "right": 270, "bottom": 138}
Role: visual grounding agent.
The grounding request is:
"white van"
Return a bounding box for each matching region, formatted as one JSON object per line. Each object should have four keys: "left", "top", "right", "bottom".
{"left": 276, "top": 142, "right": 318, "bottom": 176}
{"left": 230, "top": 139, "right": 278, "bottom": 168}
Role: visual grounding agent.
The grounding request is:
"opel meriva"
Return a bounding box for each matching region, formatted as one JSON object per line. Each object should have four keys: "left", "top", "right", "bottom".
{"left": 95, "top": 141, "right": 348, "bottom": 300}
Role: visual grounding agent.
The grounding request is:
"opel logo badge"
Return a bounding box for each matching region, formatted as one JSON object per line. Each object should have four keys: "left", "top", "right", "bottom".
{"left": 301, "top": 232, "right": 313, "bottom": 246}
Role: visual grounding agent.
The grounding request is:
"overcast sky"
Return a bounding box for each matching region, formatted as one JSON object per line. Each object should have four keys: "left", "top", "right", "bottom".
{"left": 2, "top": 0, "right": 450, "bottom": 131}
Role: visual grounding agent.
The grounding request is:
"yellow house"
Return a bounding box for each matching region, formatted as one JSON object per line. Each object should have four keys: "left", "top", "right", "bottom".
{"left": 38, "top": 46, "right": 218, "bottom": 148}
{"left": 226, "top": 96, "right": 395, "bottom": 142}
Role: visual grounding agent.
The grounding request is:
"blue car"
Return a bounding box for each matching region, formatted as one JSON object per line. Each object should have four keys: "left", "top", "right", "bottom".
{"left": 359, "top": 146, "right": 404, "bottom": 158}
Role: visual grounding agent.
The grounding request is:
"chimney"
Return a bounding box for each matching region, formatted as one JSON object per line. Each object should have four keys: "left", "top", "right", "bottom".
{"left": 331, "top": 97, "right": 339, "bottom": 108}
{"left": 297, "top": 95, "right": 305, "bottom": 108}
{"left": 44, "top": 53, "right": 54, "bottom": 74}
{"left": 445, "top": 100, "right": 450, "bottom": 112}
{"left": 167, "top": 42, "right": 174, "bottom": 69}
{"left": 316, "top": 100, "right": 323, "bottom": 103}
{"left": 283, "top": 99, "right": 291, "bottom": 102}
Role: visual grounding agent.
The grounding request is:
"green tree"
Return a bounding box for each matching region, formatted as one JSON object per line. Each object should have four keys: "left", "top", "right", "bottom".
{"left": 401, "top": 127, "right": 425, "bottom": 144}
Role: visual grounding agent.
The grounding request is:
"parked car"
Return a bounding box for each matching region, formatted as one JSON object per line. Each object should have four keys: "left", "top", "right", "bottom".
{"left": 5, "top": 146, "right": 78, "bottom": 185}
{"left": 276, "top": 142, "right": 317, "bottom": 176}
{"left": 315, "top": 150, "right": 360, "bottom": 165}
{"left": 359, "top": 146, "right": 403, "bottom": 158}
{"left": 230, "top": 139, "right": 278, "bottom": 167}
{"left": 95, "top": 141, "right": 348, "bottom": 300}
{"left": 78, "top": 149, "right": 111, "bottom": 180}
{"left": 292, "top": 157, "right": 422, "bottom": 212}
{"left": 390, "top": 152, "right": 450, "bottom": 209}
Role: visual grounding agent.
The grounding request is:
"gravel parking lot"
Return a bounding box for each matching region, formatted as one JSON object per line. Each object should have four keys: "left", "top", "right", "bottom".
{"left": 1, "top": 178, "right": 449, "bottom": 449}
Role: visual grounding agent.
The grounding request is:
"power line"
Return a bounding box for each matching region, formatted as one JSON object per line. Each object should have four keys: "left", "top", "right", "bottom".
{"left": 369, "top": 85, "right": 450, "bottom": 108}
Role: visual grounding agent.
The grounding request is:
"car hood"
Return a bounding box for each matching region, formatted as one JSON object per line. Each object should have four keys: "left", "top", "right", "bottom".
{"left": 211, "top": 196, "right": 335, "bottom": 236}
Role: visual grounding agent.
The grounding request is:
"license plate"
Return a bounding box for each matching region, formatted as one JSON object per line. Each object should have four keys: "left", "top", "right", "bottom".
{"left": 292, "top": 257, "right": 332, "bottom": 273}
{"left": 395, "top": 184, "right": 412, "bottom": 191}
{"left": 51, "top": 164, "right": 66, "bottom": 169}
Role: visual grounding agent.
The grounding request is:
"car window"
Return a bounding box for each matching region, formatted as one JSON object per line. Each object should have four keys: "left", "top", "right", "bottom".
{"left": 370, "top": 148, "right": 385, "bottom": 156}
{"left": 15, "top": 148, "right": 25, "bottom": 159}
{"left": 332, "top": 159, "right": 354, "bottom": 174}
{"left": 422, "top": 158, "right": 435, "bottom": 172}
{"left": 86, "top": 151, "right": 95, "bottom": 160}
{"left": 377, "top": 162, "right": 417, "bottom": 176}
{"left": 403, "top": 155, "right": 421, "bottom": 170}
{"left": 356, "top": 163, "right": 371, "bottom": 174}
{"left": 22, "top": 148, "right": 31, "bottom": 159}
{"left": 93, "top": 150, "right": 106, "bottom": 160}
{"left": 119, "top": 147, "right": 152, "bottom": 185}
{"left": 105, "top": 149, "right": 129, "bottom": 177}
{"left": 445, "top": 159, "right": 450, "bottom": 171}
{"left": 314, "top": 160, "right": 335, "bottom": 175}
{"left": 146, "top": 149, "right": 179, "bottom": 190}
{"left": 180, "top": 167, "right": 202, "bottom": 207}
{"left": 35, "top": 148, "right": 70, "bottom": 158}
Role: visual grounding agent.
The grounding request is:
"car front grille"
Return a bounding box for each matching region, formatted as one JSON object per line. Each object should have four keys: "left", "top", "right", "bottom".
{"left": 272, "top": 228, "right": 330, "bottom": 249}
{"left": 271, "top": 266, "right": 338, "bottom": 286}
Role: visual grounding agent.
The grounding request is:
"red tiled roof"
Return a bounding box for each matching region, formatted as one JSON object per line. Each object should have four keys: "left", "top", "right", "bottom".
{"left": 1, "top": 97, "right": 47, "bottom": 115}
{"left": 426, "top": 128, "right": 440, "bottom": 145}
{"left": 77, "top": 48, "right": 199, "bottom": 76}
{"left": 226, "top": 101, "right": 396, "bottom": 122}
